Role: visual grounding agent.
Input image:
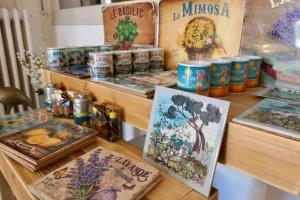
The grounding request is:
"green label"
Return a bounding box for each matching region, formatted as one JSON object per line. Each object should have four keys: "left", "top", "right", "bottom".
{"left": 230, "top": 62, "right": 247, "bottom": 84}
{"left": 247, "top": 60, "right": 261, "bottom": 80}
{"left": 210, "top": 64, "right": 231, "bottom": 88}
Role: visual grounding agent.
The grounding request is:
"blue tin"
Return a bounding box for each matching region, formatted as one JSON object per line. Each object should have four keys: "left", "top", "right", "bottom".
{"left": 47, "top": 48, "right": 67, "bottom": 69}
{"left": 66, "top": 47, "right": 85, "bottom": 66}
{"left": 177, "top": 61, "right": 211, "bottom": 95}
{"left": 100, "top": 45, "right": 113, "bottom": 52}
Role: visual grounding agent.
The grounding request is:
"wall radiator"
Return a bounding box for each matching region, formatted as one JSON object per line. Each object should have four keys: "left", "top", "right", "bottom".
{"left": 0, "top": 8, "right": 39, "bottom": 115}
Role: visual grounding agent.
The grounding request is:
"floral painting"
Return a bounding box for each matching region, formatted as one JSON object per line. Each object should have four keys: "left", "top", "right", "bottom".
{"left": 143, "top": 86, "right": 230, "bottom": 197}
{"left": 29, "top": 148, "right": 160, "bottom": 200}
{"left": 233, "top": 98, "right": 300, "bottom": 140}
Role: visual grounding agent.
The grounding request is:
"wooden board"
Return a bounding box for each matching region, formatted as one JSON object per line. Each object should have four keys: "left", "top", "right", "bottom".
{"left": 38, "top": 69, "right": 300, "bottom": 195}
{"left": 0, "top": 137, "right": 218, "bottom": 200}
{"left": 102, "top": 1, "right": 156, "bottom": 48}
{"left": 159, "top": 0, "right": 245, "bottom": 69}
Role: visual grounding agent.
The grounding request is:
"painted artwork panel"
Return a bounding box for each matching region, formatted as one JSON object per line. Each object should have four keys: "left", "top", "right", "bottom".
{"left": 233, "top": 98, "right": 300, "bottom": 140}
{"left": 159, "top": 0, "right": 245, "bottom": 69}
{"left": 29, "top": 147, "right": 160, "bottom": 200}
{"left": 102, "top": 2, "right": 155, "bottom": 49}
{"left": 0, "top": 120, "right": 97, "bottom": 163}
{"left": 255, "top": 88, "right": 300, "bottom": 103}
{"left": 0, "top": 110, "right": 50, "bottom": 136}
{"left": 143, "top": 86, "right": 230, "bottom": 197}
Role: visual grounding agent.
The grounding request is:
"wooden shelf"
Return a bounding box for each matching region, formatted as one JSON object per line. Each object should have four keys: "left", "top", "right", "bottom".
{"left": 1, "top": 69, "right": 299, "bottom": 200}
{"left": 40, "top": 69, "right": 300, "bottom": 195}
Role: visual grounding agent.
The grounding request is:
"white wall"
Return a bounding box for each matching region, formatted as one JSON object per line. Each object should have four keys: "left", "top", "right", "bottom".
{"left": 53, "top": 25, "right": 104, "bottom": 47}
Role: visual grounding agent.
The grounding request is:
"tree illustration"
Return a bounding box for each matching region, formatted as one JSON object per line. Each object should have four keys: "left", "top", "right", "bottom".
{"left": 115, "top": 16, "right": 138, "bottom": 50}
{"left": 164, "top": 95, "right": 221, "bottom": 153}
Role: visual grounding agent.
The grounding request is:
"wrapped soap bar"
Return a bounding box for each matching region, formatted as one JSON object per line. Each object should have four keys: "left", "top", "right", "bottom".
{"left": 92, "top": 103, "right": 122, "bottom": 142}
{"left": 51, "top": 90, "right": 74, "bottom": 118}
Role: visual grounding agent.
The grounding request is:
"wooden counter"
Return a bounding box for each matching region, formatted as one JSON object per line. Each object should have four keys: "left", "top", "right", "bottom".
{"left": 0, "top": 69, "right": 299, "bottom": 200}
{"left": 39, "top": 70, "right": 300, "bottom": 195}
{"left": 0, "top": 137, "right": 218, "bottom": 200}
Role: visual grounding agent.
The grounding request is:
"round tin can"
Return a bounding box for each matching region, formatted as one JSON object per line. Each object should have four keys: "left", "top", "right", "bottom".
{"left": 83, "top": 46, "right": 100, "bottom": 64}
{"left": 89, "top": 52, "right": 113, "bottom": 82}
{"left": 113, "top": 51, "right": 132, "bottom": 76}
{"left": 100, "top": 45, "right": 113, "bottom": 52}
{"left": 149, "top": 48, "right": 164, "bottom": 72}
{"left": 132, "top": 49, "right": 150, "bottom": 74}
{"left": 177, "top": 61, "right": 211, "bottom": 96}
{"left": 246, "top": 55, "right": 262, "bottom": 88}
{"left": 47, "top": 48, "right": 67, "bottom": 69}
{"left": 44, "top": 83, "right": 56, "bottom": 112}
{"left": 229, "top": 56, "right": 249, "bottom": 93}
{"left": 66, "top": 47, "right": 85, "bottom": 66}
{"left": 73, "top": 93, "right": 91, "bottom": 127}
{"left": 209, "top": 59, "right": 231, "bottom": 97}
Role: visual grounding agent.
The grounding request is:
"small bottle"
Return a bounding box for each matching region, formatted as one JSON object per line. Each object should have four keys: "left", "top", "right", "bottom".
{"left": 73, "top": 93, "right": 91, "bottom": 127}
{"left": 44, "top": 83, "right": 56, "bottom": 112}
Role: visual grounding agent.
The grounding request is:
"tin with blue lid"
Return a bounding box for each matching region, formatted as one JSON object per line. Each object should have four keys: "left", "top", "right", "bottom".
{"left": 177, "top": 61, "right": 211, "bottom": 96}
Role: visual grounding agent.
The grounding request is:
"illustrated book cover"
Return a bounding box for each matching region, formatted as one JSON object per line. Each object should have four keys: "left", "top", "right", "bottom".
{"left": 159, "top": 0, "right": 246, "bottom": 69}
{"left": 143, "top": 86, "right": 230, "bottom": 197}
{"left": 28, "top": 147, "right": 161, "bottom": 200}
{"left": 101, "top": 70, "right": 177, "bottom": 98}
{"left": 0, "top": 119, "right": 97, "bottom": 167}
{"left": 233, "top": 98, "right": 300, "bottom": 140}
{"left": 255, "top": 87, "right": 300, "bottom": 103}
{"left": 102, "top": 1, "right": 155, "bottom": 50}
{"left": 0, "top": 110, "right": 50, "bottom": 137}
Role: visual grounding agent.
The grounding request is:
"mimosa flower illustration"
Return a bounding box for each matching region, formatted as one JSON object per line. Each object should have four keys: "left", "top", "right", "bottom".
{"left": 177, "top": 17, "right": 227, "bottom": 60}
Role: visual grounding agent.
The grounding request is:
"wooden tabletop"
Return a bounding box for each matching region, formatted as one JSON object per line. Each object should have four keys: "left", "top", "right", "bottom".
{"left": 1, "top": 69, "right": 299, "bottom": 200}
{"left": 40, "top": 69, "right": 300, "bottom": 195}
{"left": 0, "top": 137, "right": 218, "bottom": 200}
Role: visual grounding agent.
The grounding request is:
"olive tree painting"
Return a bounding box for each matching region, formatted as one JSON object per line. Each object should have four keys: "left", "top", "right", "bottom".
{"left": 143, "top": 86, "right": 230, "bottom": 197}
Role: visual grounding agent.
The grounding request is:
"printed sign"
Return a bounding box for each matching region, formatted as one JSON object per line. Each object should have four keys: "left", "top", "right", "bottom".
{"left": 159, "top": 0, "right": 245, "bottom": 69}
{"left": 102, "top": 2, "right": 156, "bottom": 50}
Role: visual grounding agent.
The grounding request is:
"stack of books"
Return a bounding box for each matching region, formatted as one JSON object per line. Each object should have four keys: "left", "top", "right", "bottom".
{"left": 0, "top": 110, "right": 97, "bottom": 171}
{"left": 28, "top": 147, "right": 161, "bottom": 200}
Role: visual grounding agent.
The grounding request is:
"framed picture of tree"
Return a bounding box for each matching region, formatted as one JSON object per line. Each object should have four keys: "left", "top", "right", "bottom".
{"left": 143, "top": 86, "right": 230, "bottom": 197}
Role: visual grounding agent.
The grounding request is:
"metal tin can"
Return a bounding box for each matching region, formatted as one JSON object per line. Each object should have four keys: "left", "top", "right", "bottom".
{"left": 73, "top": 93, "right": 91, "bottom": 127}
{"left": 177, "top": 61, "right": 211, "bottom": 96}
{"left": 66, "top": 47, "right": 85, "bottom": 66}
{"left": 230, "top": 56, "right": 249, "bottom": 93}
{"left": 89, "top": 52, "right": 113, "bottom": 82}
{"left": 149, "top": 48, "right": 164, "bottom": 72}
{"left": 246, "top": 55, "right": 262, "bottom": 88}
{"left": 132, "top": 49, "right": 150, "bottom": 74}
{"left": 44, "top": 83, "right": 56, "bottom": 112}
{"left": 209, "top": 59, "right": 232, "bottom": 97}
{"left": 83, "top": 46, "right": 100, "bottom": 65}
{"left": 47, "top": 48, "right": 67, "bottom": 69}
{"left": 113, "top": 51, "right": 132, "bottom": 76}
{"left": 100, "top": 45, "right": 113, "bottom": 52}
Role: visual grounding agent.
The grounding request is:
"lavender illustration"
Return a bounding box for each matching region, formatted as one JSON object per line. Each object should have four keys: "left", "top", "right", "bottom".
{"left": 267, "top": 6, "right": 300, "bottom": 47}
{"left": 67, "top": 149, "right": 113, "bottom": 200}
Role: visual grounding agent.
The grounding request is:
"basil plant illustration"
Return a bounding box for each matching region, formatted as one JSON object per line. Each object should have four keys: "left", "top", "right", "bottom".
{"left": 114, "top": 16, "right": 138, "bottom": 50}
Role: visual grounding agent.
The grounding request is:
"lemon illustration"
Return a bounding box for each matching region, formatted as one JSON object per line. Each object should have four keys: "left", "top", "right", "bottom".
{"left": 26, "top": 135, "right": 49, "bottom": 145}
{"left": 249, "top": 61, "right": 255, "bottom": 68}
{"left": 39, "top": 138, "right": 62, "bottom": 148}
{"left": 25, "top": 129, "right": 49, "bottom": 137}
